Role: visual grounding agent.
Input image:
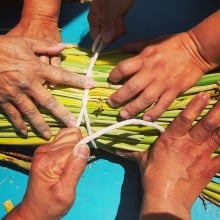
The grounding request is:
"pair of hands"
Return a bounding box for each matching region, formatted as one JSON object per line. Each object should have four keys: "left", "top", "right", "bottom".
{"left": 88, "top": 0, "right": 219, "bottom": 122}
{"left": 1, "top": 7, "right": 95, "bottom": 139}
{"left": 5, "top": 92, "right": 220, "bottom": 220}
{"left": 3, "top": 0, "right": 219, "bottom": 140}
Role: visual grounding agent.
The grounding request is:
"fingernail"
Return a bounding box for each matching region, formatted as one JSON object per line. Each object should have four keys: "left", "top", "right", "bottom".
{"left": 120, "top": 110, "right": 130, "bottom": 119}
{"left": 199, "top": 92, "right": 210, "bottom": 100}
{"left": 20, "top": 129, "right": 28, "bottom": 137}
{"left": 143, "top": 115, "right": 152, "bottom": 121}
{"left": 68, "top": 119, "right": 77, "bottom": 127}
{"left": 42, "top": 131, "right": 51, "bottom": 140}
{"left": 107, "top": 98, "right": 117, "bottom": 108}
{"left": 63, "top": 114, "right": 76, "bottom": 127}
{"left": 107, "top": 98, "right": 113, "bottom": 106}
{"left": 85, "top": 78, "right": 96, "bottom": 88}
{"left": 56, "top": 43, "right": 66, "bottom": 48}
{"left": 73, "top": 144, "right": 90, "bottom": 159}
{"left": 102, "top": 31, "right": 114, "bottom": 43}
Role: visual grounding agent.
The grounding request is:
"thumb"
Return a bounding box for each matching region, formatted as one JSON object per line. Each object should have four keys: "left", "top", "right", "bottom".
{"left": 62, "top": 144, "right": 90, "bottom": 189}
{"left": 28, "top": 38, "right": 66, "bottom": 55}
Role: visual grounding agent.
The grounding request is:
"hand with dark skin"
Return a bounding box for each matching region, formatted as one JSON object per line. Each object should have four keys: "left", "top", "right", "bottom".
{"left": 8, "top": 0, "right": 62, "bottom": 66}
{"left": 88, "top": 0, "right": 135, "bottom": 43}
{"left": 4, "top": 127, "right": 90, "bottom": 220}
{"left": 117, "top": 92, "right": 220, "bottom": 219}
{"left": 107, "top": 10, "right": 220, "bottom": 121}
{"left": 0, "top": 35, "right": 95, "bottom": 139}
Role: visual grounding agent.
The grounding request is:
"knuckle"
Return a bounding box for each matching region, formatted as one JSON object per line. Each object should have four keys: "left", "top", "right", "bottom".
{"left": 36, "top": 122, "right": 49, "bottom": 133}
{"left": 125, "top": 81, "right": 138, "bottom": 93}
{"left": 140, "top": 93, "right": 154, "bottom": 106}
{"left": 73, "top": 74, "right": 84, "bottom": 87}
{"left": 178, "top": 114, "right": 192, "bottom": 127}
{"left": 3, "top": 88, "right": 18, "bottom": 101}
{"left": 190, "top": 130, "right": 204, "bottom": 143}
{"left": 117, "top": 61, "right": 128, "bottom": 74}
{"left": 44, "top": 96, "right": 57, "bottom": 110}
{"left": 202, "top": 120, "right": 216, "bottom": 133}
{"left": 1, "top": 103, "right": 17, "bottom": 120}
{"left": 54, "top": 192, "right": 71, "bottom": 207}
{"left": 72, "top": 133, "right": 81, "bottom": 144}
{"left": 213, "top": 127, "right": 220, "bottom": 145}
{"left": 13, "top": 94, "right": 27, "bottom": 105}
{"left": 34, "top": 145, "right": 46, "bottom": 154}
{"left": 17, "top": 78, "right": 30, "bottom": 90}
{"left": 31, "top": 152, "right": 48, "bottom": 172}
{"left": 23, "top": 108, "right": 38, "bottom": 119}
{"left": 61, "top": 70, "right": 72, "bottom": 83}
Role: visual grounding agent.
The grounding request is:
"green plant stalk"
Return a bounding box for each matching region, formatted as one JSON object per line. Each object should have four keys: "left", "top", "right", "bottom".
{"left": 202, "top": 189, "right": 220, "bottom": 202}
{"left": 205, "top": 181, "right": 220, "bottom": 194}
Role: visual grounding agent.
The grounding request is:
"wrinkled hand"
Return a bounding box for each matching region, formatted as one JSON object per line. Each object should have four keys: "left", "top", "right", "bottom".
{"left": 119, "top": 93, "right": 220, "bottom": 219}
{"left": 107, "top": 32, "right": 217, "bottom": 121}
{"left": 88, "top": 0, "right": 135, "bottom": 43}
{"left": 0, "top": 35, "right": 95, "bottom": 139}
{"left": 5, "top": 127, "right": 89, "bottom": 220}
{"left": 8, "top": 15, "right": 61, "bottom": 66}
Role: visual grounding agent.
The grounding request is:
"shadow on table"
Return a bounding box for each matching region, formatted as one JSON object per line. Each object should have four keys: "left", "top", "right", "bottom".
{"left": 92, "top": 149, "right": 143, "bottom": 220}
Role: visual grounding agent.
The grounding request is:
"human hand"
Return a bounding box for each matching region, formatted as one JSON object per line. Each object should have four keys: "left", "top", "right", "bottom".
{"left": 4, "top": 127, "right": 89, "bottom": 220}
{"left": 0, "top": 35, "right": 95, "bottom": 139}
{"left": 107, "top": 33, "right": 218, "bottom": 121}
{"left": 88, "top": 0, "right": 135, "bottom": 43}
{"left": 134, "top": 92, "right": 220, "bottom": 219}
{"left": 8, "top": 0, "right": 62, "bottom": 67}
{"left": 8, "top": 18, "right": 61, "bottom": 67}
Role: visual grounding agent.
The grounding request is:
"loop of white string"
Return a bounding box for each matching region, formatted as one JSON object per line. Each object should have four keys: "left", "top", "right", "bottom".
{"left": 75, "top": 34, "right": 164, "bottom": 149}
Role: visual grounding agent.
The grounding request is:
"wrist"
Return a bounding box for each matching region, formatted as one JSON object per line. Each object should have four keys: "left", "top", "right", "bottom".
{"left": 5, "top": 201, "right": 60, "bottom": 220}
{"left": 188, "top": 10, "right": 220, "bottom": 68}
{"left": 179, "top": 32, "right": 217, "bottom": 73}
{"left": 21, "top": 0, "right": 61, "bottom": 23}
{"left": 141, "top": 170, "right": 192, "bottom": 220}
{"left": 141, "top": 193, "right": 191, "bottom": 220}
{"left": 3, "top": 204, "right": 25, "bottom": 220}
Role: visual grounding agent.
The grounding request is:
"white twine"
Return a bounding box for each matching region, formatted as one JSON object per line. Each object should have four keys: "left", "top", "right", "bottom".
{"left": 76, "top": 34, "right": 105, "bottom": 148}
{"left": 75, "top": 35, "right": 164, "bottom": 149}
{"left": 76, "top": 119, "right": 164, "bottom": 146}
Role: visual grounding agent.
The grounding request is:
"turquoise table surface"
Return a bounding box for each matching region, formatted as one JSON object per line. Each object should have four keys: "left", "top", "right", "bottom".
{"left": 0, "top": 1, "right": 220, "bottom": 219}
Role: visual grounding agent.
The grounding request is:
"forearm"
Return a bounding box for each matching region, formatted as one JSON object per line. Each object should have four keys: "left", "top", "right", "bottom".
{"left": 139, "top": 172, "right": 191, "bottom": 220}
{"left": 21, "top": 0, "right": 61, "bottom": 22}
{"left": 140, "top": 194, "right": 190, "bottom": 220}
{"left": 3, "top": 204, "right": 23, "bottom": 220}
{"left": 188, "top": 9, "right": 220, "bottom": 66}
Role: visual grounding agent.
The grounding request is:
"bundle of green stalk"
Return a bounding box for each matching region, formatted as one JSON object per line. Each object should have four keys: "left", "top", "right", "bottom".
{"left": 0, "top": 46, "right": 220, "bottom": 206}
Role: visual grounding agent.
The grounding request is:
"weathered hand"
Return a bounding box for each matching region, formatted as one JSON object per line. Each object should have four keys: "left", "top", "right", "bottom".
{"left": 107, "top": 33, "right": 217, "bottom": 121}
{"left": 116, "top": 93, "right": 220, "bottom": 219}
{"left": 4, "top": 127, "right": 89, "bottom": 220}
{"left": 0, "top": 35, "right": 95, "bottom": 138}
{"left": 88, "top": 0, "right": 135, "bottom": 43}
{"left": 7, "top": 17, "right": 61, "bottom": 67}
{"left": 124, "top": 93, "right": 220, "bottom": 219}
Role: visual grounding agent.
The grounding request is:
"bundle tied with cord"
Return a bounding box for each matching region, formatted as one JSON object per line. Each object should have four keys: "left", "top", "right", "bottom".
{"left": 0, "top": 41, "right": 220, "bottom": 206}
